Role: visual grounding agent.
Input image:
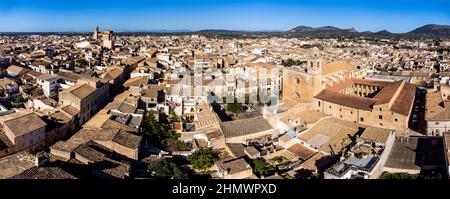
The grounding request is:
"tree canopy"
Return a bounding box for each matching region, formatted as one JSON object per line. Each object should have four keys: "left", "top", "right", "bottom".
{"left": 379, "top": 172, "right": 418, "bottom": 179}
{"left": 148, "top": 158, "right": 187, "bottom": 179}
{"left": 144, "top": 111, "right": 183, "bottom": 151}
{"left": 12, "top": 94, "right": 25, "bottom": 108}
{"left": 190, "top": 148, "right": 219, "bottom": 172}
{"left": 252, "top": 158, "right": 275, "bottom": 177}
{"left": 75, "top": 59, "right": 88, "bottom": 68}
{"left": 281, "top": 59, "right": 307, "bottom": 67}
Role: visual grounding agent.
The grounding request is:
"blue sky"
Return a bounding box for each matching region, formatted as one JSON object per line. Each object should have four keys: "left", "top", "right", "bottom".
{"left": 0, "top": 0, "right": 449, "bottom": 32}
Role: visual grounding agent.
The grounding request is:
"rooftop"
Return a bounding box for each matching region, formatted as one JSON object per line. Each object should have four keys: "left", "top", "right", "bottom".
{"left": 426, "top": 91, "right": 450, "bottom": 121}
{"left": 112, "top": 130, "right": 141, "bottom": 148}
{"left": 359, "top": 127, "right": 393, "bottom": 144}
{"left": 0, "top": 151, "right": 35, "bottom": 179}
{"left": 221, "top": 116, "right": 274, "bottom": 138}
{"left": 123, "top": 76, "right": 149, "bottom": 87}
{"left": 287, "top": 143, "right": 317, "bottom": 161}
{"left": 218, "top": 158, "right": 251, "bottom": 175}
{"left": 16, "top": 166, "right": 77, "bottom": 179}
{"left": 297, "top": 117, "right": 362, "bottom": 154}
{"left": 61, "top": 83, "right": 96, "bottom": 100}
{"left": 0, "top": 109, "right": 47, "bottom": 137}
{"left": 385, "top": 136, "right": 446, "bottom": 171}
{"left": 315, "top": 78, "right": 415, "bottom": 115}
{"left": 322, "top": 62, "right": 357, "bottom": 75}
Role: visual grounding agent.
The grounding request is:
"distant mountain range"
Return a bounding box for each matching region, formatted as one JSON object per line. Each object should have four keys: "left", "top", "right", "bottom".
{"left": 190, "top": 24, "right": 450, "bottom": 39}
{"left": 286, "top": 24, "right": 450, "bottom": 38}
{"left": 407, "top": 24, "right": 450, "bottom": 38}
{"left": 2, "top": 24, "right": 449, "bottom": 39}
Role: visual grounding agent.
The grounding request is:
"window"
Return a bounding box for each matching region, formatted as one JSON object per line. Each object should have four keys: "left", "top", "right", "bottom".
{"left": 379, "top": 115, "right": 383, "bottom": 120}
{"left": 395, "top": 118, "right": 398, "bottom": 122}
{"left": 329, "top": 106, "right": 331, "bottom": 109}
{"left": 350, "top": 111, "right": 353, "bottom": 115}
{"left": 339, "top": 108, "right": 342, "bottom": 112}
{"left": 379, "top": 108, "right": 382, "bottom": 111}
{"left": 318, "top": 101, "right": 321, "bottom": 107}
{"left": 379, "top": 123, "right": 383, "bottom": 126}
{"left": 435, "top": 122, "right": 440, "bottom": 125}
{"left": 360, "top": 117, "right": 364, "bottom": 122}
{"left": 296, "top": 78, "right": 301, "bottom": 84}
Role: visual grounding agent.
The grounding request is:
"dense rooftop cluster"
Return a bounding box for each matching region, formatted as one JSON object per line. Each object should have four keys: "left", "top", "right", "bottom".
{"left": 0, "top": 27, "right": 449, "bottom": 179}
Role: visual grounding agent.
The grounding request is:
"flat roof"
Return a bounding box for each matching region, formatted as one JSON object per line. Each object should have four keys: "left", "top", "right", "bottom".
{"left": 385, "top": 136, "right": 446, "bottom": 171}
{"left": 384, "top": 137, "right": 421, "bottom": 171}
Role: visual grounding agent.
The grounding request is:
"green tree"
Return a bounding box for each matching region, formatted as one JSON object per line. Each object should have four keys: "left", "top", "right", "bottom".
{"left": 190, "top": 148, "right": 219, "bottom": 172}
{"left": 148, "top": 158, "right": 187, "bottom": 179}
{"left": 12, "top": 94, "right": 25, "bottom": 108}
{"left": 379, "top": 172, "right": 418, "bottom": 179}
{"left": 388, "top": 67, "right": 398, "bottom": 72}
{"left": 163, "top": 139, "right": 191, "bottom": 152}
{"left": 226, "top": 102, "right": 243, "bottom": 113}
{"left": 295, "top": 169, "right": 320, "bottom": 179}
{"left": 144, "top": 111, "right": 180, "bottom": 149}
{"left": 282, "top": 59, "right": 307, "bottom": 67}
{"left": 252, "top": 158, "right": 275, "bottom": 177}
{"left": 75, "top": 59, "right": 88, "bottom": 68}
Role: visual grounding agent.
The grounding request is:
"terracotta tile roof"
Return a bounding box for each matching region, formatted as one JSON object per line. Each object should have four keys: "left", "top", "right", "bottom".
{"left": 16, "top": 166, "right": 77, "bottom": 179}
{"left": 37, "top": 73, "right": 59, "bottom": 81}
{"left": 373, "top": 81, "right": 404, "bottom": 105}
{"left": 0, "top": 109, "right": 47, "bottom": 137}
{"left": 390, "top": 83, "right": 416, "bottom": 115}
{"left": 217, "top": 158, "right": 251, "bottom": 175}
{"left": 316, "top": 79, "right": 415, "bottom": 116}
{"left": 74, "top": 144, "right": 106, "bottom": 162}
{"left": 7, "top": 65, "right": 30, "bottom": 75}
{"left": 62, "top": 83, "right": 96, "bottom": 100}
{"left": 102, "top": 119, "right": 137, "bottom": 133}
{"left": 112, "top": 131, "right": 141, "bottom": 148}
{"left": 0, "top": 151, "right": 35, "bottom": 179}
{"left": 287, "top": 143, "right": 317, "bottom": 161}
{"left": 102, "top": 68, "right": 123, "bottom": 80}
{"left": 221, "top": 116, "right": 274, "bottom": 138}
{"left": 359, "top": 127, "right": 392, "bottom": 144}
{"left": 60, "top": 105, "right": 80, "bottom": 117}
{"left": 123, "top": 76, "right": 149, "bottom": 87}
{"left": 315, "top": 89, "right": 377, "bottom": 110}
